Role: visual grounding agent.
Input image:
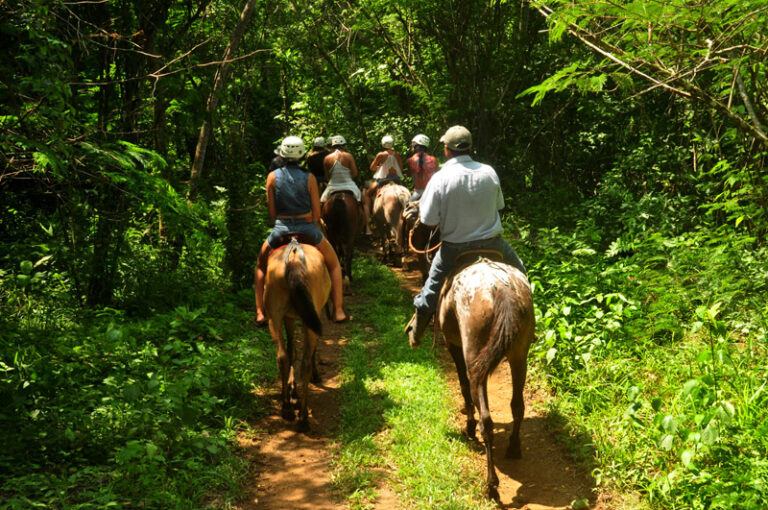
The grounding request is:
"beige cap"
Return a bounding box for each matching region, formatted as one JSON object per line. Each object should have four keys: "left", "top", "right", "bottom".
{"left": 439, "top": 125, "right": 472, "bottom": 151}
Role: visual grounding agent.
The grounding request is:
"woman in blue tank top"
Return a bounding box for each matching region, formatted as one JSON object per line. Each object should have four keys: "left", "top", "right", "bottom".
{"left": 254, "top": 136, "right": 349, "bottom": 325}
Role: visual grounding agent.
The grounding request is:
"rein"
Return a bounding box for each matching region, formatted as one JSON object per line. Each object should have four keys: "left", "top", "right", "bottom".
{"left": 408, "top": 226, "right": 442, "bottom": 255}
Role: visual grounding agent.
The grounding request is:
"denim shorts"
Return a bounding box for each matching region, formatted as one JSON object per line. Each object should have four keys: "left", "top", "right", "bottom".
{"left": 267, "top": 218, "right": 324, "bottom": 248}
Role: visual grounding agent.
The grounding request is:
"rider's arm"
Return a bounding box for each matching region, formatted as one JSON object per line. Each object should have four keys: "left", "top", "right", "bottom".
{"left": 369, "top": 152, "right": 384, "bottom": 172}
{"left": 266, "top": 172, "right": 277, "bottom": 221}
{"left": 307, "top": 174, "right": 322, "bottom": 222}
{"left": 323, "top": 154, "right": 333, "bottom": 181}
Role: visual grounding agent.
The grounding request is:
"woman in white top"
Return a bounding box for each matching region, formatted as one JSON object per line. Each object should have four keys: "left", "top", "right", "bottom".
{"left": 363, "top": 135, "right": 404, "bottom": 227}
{"left": 322, "top": 135, "right": 372, "bottom": 235}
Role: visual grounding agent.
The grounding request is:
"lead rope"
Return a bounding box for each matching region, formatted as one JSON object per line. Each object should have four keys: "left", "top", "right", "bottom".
{"left": 408, "top": 227, "right": 442, "bottom": 255}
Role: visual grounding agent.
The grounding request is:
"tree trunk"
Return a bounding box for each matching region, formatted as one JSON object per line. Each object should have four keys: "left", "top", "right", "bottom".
{"left": 188, "top": 0, "right": 259, "bottom": 203}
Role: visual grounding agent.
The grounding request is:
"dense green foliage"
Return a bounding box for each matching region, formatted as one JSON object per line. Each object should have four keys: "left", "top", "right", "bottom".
{"left": 3, "top": 0, "right": 768, "bottom": 507}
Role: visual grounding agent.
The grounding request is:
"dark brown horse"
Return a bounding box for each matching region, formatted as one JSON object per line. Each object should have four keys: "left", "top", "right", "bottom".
{"left": 402, "top": 200, "right": 440, "bottom": 283}
{"left": 432, "top": 253, "right": 535, "bottom": 500}
{"left": 372, "top": 182, "right": 410, "bottom": 266}
{"left": 264, "top": 238, "right": 331, "bottom": 432}
{"left": 321, "top": 191, "right": 362, "bottom": 281}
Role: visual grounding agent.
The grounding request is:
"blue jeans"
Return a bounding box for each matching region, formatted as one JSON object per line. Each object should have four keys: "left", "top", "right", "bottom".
{"left": 413, "top": 236, "right": 526, "bottom": 314}
{"left": 267, "top": 218, "right": 324, "bottom": 248}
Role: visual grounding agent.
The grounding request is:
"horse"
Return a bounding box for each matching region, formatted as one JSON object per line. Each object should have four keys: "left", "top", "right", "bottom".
{"left": 321, "top": 190, "right": 361, "bottom": 282}
{"left": 402, "top": 200, "right": 440, "bottom": 283}
{"left": 435, "top": 252, "right": 535, "bottom": 500}
{"left": 264, "top": 237, "right": 331, "bottom": 432}
{"left": 372, "top": 182, "right": 410, "bottom": 266}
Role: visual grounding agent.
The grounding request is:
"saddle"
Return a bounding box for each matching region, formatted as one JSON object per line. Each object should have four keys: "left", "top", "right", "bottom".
{"left": 453, "top": 249, "right": 503, "bottom": 272}
{"left": 329, "top": 189, "right": 355, "bottom": 199}
{"left": 271, "top": 232, "right": 316, "bottom": 248}
{"left": 374, "top": 179, "right": 398, "bottom": 198}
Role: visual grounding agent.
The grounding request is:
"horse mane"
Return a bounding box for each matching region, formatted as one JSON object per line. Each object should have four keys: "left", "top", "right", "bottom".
{"left": 469, "top": 280, "right": 522, "bottom": 382}
{"left": 284, "top": 241, "right": 323, "bottom": 335}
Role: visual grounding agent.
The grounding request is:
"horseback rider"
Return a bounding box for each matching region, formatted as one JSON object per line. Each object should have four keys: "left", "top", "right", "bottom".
{"left": 254, "top": 135, "right": 349, "bottom": 325}
{"left": 405, "top": 133, "right": 439, "bottom": 202}
{"left": 322, "top": 135, "right": 372, "bottom": 236}
{"left": 405, "top": 125, "right": 527, "bottom": 345}
{"left": 306, "top": 136, "right": 329, "bottom": 187}
{"left": 362, "top": 135, "right": 404, "bottom": 233}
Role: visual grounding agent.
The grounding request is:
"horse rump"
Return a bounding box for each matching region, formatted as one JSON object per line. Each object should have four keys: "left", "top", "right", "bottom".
{"left": 284, "top": 245, "right": 323, "bottom": 336}
{"left": 469, "top": 283, "right": 522, "bottom": 382}
{"left": 326, "top": 193, "right": 350, "bottom": 241}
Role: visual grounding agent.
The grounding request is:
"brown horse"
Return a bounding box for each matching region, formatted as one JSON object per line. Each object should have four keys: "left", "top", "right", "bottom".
{"left": 264, "top": 238, "right": 331, "bottom": 432}
{"left": 372, "top": 182, "right": 410, "bottom": 266}
{"left": 434, "top": 254, "right": 535, "bottom": 500}
{"left": 402, "top": 200, "right": 440, "bottom": 283}
{"left": 321, "top": 191, "right": 362, "bottom": 281}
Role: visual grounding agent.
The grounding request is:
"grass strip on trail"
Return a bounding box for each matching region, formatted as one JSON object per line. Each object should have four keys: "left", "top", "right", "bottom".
{"left": 331, "top": 256, "right": 495, "bottom": 509}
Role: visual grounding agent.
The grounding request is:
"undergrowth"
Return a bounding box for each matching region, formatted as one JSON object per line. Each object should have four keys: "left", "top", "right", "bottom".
{"left": 519, "top": 187, "right": 768, "bottom": 509}
{"left": 0, "top": 289, "right": 276, "bottom": 508}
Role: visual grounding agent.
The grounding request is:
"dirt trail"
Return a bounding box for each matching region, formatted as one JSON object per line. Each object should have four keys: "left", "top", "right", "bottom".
{"left": 240, "top": 251, "right": 603, "bottom": 509}
{"left": 236, "top": 330, "right": 347, "bottom": 509}
{"left": 389, "top": 265, "right": 602, "bottom": 510}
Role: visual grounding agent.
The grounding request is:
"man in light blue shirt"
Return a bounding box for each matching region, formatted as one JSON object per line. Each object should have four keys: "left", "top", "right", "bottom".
{"left": 406, "top": 125, "right": 526, "bottom": 345}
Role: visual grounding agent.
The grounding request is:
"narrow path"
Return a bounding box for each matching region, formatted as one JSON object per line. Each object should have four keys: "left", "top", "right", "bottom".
{"left": 236, "top": 326, "right": 347, "bottom": 509}
{"left": 240, "top": 248, "right": 604, "bottom": 509}
{"left": 389, "top": 262, "right": 603, "bottom": 510}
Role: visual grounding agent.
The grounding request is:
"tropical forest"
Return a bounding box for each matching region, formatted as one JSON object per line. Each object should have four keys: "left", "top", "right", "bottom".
{"left": 1, "top": 0, "right": 767, "bottom": 508}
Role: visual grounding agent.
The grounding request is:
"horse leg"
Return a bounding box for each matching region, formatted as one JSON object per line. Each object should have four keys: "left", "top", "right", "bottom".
{"left": 269, "top": 318, "right": 294, "bottom": 421}
{"left": 447, "top": 342, "right": 476, "bottom": 439}
{"left": 285, "top": 318, "right": 298, "bottom": 403}
{"left": 297, "top": 327, "right": 318, "bottom": 433}
{"left": 472, "top": 378, "right": 500, "bottom": 500}
{"left": 345, "top": 239, "right": 354, "bottom": 282}
{"left": 310, "top": 348, "right": 321, "bottom": 384}
{"left": 506, "top": 357, "right": 528, "bottom": 459}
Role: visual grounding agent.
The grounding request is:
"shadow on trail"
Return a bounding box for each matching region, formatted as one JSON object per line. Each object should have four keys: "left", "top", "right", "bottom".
{"left": 490, "top": 415, "right": 598, "bottom": 509}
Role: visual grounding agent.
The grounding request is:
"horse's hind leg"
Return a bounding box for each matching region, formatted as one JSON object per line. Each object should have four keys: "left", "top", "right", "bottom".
{"left": 310, "top": 341, "right": 321, "bottom": 384}
{"left": 285, "top": 319, "right": 299, "bottom": 402}
{"left": 472, "top": 378, "right": 500, "bottom": 500}
{"left": 270, "top": 319, "right": 294, "bottom": 421}
{"left": 447, "top": 343, "right": 477, "bottom": 439}
{"left": 506, "top": 357, "right": 528, "bottom": 459}
{"left": 297, "top": 328, "right": 318, "bottom": 433}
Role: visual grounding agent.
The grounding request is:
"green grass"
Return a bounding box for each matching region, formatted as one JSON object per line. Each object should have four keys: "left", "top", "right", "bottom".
{"left": 331, "top": 256, "right": 495, "bottom": 509}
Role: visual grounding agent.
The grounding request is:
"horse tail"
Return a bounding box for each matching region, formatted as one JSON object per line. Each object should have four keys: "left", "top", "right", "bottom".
{"left": 328, "top": 194, "right": 349, "bottom": 241}
{"left": 285, "top": 242, "right": 323, "bottom": 336}
{"left": 470, "top": 284, "right": 520, "bottom": 382}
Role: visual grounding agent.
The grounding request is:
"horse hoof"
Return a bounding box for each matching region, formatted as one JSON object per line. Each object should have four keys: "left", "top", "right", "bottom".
{"left": 281, "top": 407, "right": 295, "bottom": 421}
{"left": 485, "top": 486, "right": 500, "bottom": 501}
{"left": 465, "top": 421, "right": 477, "bottom": 439}
{"left": 506, "top": 445, "right": 522, "bottom": 459}
{"left": 311, "top": 373, "right": 322, "bottom": 384}
{"left": 297, "top": 418, "right": 310, "bottom": 433}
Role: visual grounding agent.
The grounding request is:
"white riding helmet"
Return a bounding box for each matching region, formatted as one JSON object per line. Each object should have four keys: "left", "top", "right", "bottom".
{"left": 313, "top": 137, "right": 326, "bottom": 148}
{"left": 381, "top": 135, "right": 394, "bottom": 148}
{"left": 330, "top": 135, "right": 346, "bottom": 146}
{"left": 411, "top": 134, "right": 430, "bottom": 147}
{"left": 279, "top": 136, "right": 306, "bottom": 160}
